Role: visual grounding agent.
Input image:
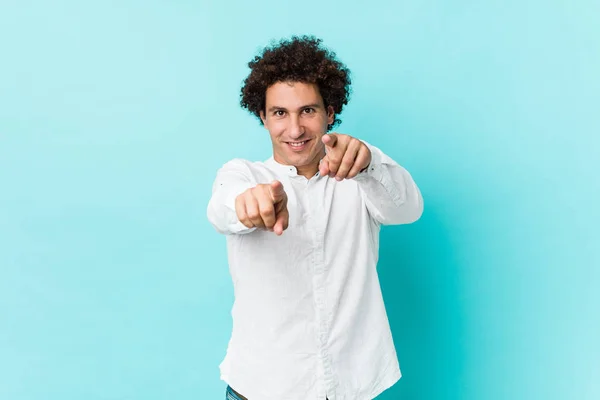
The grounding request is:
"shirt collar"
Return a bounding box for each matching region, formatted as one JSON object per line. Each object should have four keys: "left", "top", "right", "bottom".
{"left": 264, "top": 156, "right": 322, "bottom": 178}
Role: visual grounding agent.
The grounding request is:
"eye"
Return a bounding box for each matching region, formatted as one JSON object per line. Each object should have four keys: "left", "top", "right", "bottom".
{"left": 303, "top": 107, "right": 315, "bottom": 114}
{"left": 274, "top": 110, "right": 286, "bottom": 117}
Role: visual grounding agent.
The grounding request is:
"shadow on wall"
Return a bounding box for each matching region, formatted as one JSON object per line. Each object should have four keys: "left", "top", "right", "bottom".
{"left": 375, "top": 204, "right": 468, "bottom": 400}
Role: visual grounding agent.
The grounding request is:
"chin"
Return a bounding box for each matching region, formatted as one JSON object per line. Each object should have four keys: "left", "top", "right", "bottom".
{"left": 286, "top": 155, "right": 307, "bottom": 166}
{"left": 276, "top": 143, "right": 320, "bottom": 167}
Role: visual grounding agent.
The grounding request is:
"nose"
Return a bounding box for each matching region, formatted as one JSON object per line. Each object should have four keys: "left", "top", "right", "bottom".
{"left": 288, "top": 115, "right": 305, "bottom": 139}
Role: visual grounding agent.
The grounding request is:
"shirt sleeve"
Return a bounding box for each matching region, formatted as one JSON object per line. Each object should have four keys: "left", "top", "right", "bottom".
{"left": 206, "top": 159, "right": 258, "bottom": 235}
{"left": 352, "top": 141, "right": 424, "bottom": 225}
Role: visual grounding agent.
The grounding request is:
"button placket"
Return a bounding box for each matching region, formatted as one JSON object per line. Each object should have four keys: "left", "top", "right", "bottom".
{"left": 308, "top": 179, "right": 337, "bottom": 398}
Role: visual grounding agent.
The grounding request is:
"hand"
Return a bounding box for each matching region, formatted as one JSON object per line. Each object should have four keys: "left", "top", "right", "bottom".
{"left": 319, "top": 133, "right": 372, "bottom": 180}
{"left": 235, "top": 180, "right": 289, "bottom": 235}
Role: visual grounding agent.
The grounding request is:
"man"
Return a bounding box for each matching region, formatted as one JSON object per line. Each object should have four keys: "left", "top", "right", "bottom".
{"left": 207, "top": 35, "right": 424, "bottom": 400}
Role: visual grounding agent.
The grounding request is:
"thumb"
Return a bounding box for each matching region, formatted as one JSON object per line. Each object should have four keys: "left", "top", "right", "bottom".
{"left": 273, "top": 206, "right": 289, "bottom": 236}
{"left": 322, "top": 133, "right": 337, "bottom": 148}
{"left": 269, "top": 180, "right": 285, "bottom": 202}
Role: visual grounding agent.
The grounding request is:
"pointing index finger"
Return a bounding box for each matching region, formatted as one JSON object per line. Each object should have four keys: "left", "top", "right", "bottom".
{"left": 322, "top": 133, "right": 337, "bottom": 148}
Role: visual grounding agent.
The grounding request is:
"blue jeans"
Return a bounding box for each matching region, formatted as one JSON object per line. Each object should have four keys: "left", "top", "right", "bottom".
{"left": 225, "top": 385, "right": 329, "bottom": 399}
{"left": 226, "top": 386, "right": 246, "bottom": 400}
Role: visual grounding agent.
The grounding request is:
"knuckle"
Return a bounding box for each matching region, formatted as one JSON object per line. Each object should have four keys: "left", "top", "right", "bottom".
{"left": 260, "top": 206, "right": 274, "bottom": 216}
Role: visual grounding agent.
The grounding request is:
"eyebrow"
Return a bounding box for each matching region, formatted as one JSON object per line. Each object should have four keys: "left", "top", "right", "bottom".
{"left": 267, "top": 103, "right": 322, "bottom": 112}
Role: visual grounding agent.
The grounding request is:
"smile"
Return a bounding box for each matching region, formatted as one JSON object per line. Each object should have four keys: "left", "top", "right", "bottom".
{"left": 286, "top": 139, "right": 311, "bottom": 151}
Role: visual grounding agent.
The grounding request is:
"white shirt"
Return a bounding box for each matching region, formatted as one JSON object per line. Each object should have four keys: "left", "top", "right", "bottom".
{"left": 206, "top": 141, "right": 424, "bottom": 400}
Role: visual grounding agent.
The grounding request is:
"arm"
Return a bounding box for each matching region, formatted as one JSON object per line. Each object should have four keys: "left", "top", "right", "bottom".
{"left": 352, "top": 142, "right": 424, "bottom": 225}
{"left": 206, "top": 159, "right": 257, "bottom": 235}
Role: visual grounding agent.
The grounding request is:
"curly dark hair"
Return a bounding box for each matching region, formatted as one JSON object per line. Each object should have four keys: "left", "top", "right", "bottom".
{"left": 240, "top": 35, "right": 352, "bottom": 131}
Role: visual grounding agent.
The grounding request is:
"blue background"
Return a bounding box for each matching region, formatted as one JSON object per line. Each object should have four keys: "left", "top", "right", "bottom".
{"left": 1, "top": 1, "right": 598, "bottom": 399}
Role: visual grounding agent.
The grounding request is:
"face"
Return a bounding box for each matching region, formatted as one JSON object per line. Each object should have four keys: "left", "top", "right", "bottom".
{"left": 260, "top": 81, "right": 334, "bottom": 175}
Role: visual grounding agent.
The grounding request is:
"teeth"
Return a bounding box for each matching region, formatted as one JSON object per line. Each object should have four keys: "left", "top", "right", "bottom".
{"left": 289, "top": 141, "right": 306, "bottom": 147}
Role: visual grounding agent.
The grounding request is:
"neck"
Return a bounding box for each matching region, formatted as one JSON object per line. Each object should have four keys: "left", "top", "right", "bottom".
{"left": 296, "top": 162, "right": 320, "bottom": 179}
{"left": 275, "top": 148, "right": 325, "bottom": 179}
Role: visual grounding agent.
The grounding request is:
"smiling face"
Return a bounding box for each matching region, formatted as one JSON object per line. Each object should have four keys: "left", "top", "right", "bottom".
{"left": 260, "top": 81, "right": 334, "bottom": 178}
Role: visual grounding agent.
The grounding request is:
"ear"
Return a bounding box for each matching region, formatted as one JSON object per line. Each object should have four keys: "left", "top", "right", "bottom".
{"left": 326, "top": 105, "right": 335, "bottom": 125}
{"left": 259, "top": 110, "right": 267, "bottom": 126}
